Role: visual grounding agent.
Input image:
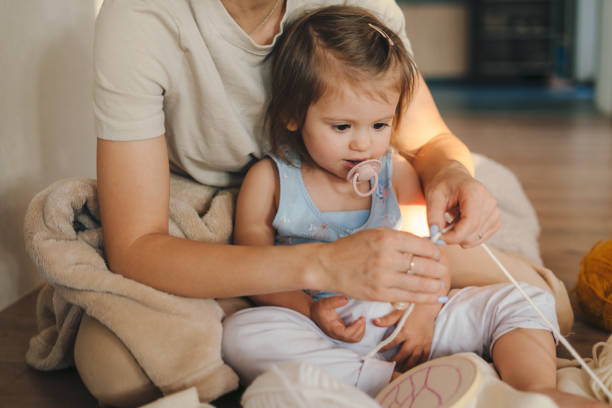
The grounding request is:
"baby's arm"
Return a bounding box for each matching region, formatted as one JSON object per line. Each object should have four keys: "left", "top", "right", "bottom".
{"left": 392, "top": 153, "right": 426, "bottom": 207}
{"left": 235, "top": 159, "right": 366, "bottom": 342}
{"left": 234, "top": 158, "right": 314, "bottom": 316}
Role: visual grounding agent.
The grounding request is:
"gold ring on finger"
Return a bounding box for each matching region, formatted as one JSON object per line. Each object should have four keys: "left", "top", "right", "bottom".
{"left": 407, "top": 255, "right": 416, "bottom": 274}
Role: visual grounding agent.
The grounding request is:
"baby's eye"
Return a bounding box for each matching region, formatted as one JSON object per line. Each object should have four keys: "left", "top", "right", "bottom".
{"left": 373, "top": 122, "right": 390, "bottom": 130}
{"left": 333, "top": 124, "right": 351, "bottom": 132}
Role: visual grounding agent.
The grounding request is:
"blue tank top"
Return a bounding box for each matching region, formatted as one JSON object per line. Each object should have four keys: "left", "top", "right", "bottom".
{"left": 270, "top": 151, "right": 402, "bottom": 299}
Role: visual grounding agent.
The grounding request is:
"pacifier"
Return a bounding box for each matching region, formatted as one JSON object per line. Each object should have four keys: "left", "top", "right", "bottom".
{"left": 345, "top": 159, "right": 382, "bottom": 197}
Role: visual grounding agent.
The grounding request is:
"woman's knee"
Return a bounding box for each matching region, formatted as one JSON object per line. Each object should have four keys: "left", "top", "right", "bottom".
{"left": 74, "top": 314, "right": 161, "bottom": 407}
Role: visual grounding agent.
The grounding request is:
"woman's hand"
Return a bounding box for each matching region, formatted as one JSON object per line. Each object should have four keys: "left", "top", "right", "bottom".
{"left": 425, "top": 161, "right": 500, "bottom": 247}
{"left": 373, "top": 304, "right": 441, "bottom": 371}
{"left": 310, "top": 296, "right": 366, "bottom": 343}
{"left": 314, "top": 228, "right": 447, "bottom": 304}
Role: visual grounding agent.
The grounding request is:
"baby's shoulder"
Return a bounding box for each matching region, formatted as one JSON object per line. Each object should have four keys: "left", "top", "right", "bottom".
{"left": 245, "top": 157, "right": 279, "bottom": 182}
{"left": 240, "top": 158, "right": 281, "bottom": 206}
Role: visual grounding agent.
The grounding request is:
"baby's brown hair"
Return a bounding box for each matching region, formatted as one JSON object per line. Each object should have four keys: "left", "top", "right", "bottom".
{"left": 265, "top": 5, "right": 418, "bottom": 164}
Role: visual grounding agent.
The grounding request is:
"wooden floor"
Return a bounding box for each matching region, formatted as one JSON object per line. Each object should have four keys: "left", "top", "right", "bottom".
{"left": 439, "top": 107, "right": 612, "bottom": 361}
{"left": 1, "top": 86, "right": 611, "bottom": 406}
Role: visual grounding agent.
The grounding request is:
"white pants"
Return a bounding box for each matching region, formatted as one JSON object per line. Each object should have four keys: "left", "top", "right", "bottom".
{"left": 222, "top": 282, "right": 558, "bottom": 397}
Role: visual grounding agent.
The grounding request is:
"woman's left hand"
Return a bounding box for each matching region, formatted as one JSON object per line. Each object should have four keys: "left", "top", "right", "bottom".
{"left": 425, "top": 161, "right": 500, "bottom": 247}
{"left": 373, "top": 304, "right": 440, "bottom": 371}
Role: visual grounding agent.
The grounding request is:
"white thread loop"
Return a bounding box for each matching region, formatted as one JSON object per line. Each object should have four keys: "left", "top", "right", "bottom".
{"left": 591, "top": 338, "right": 612, "bottom": 402}
{"left": 364, "top": 303, "right": 414, "bottom": 359}
{"left": 346, "top": 159, "right": 382, "bottom": 197}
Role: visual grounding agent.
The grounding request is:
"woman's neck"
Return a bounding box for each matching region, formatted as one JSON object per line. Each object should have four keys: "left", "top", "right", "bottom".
{"left": 220, "top": 0, "right": 285, "bottom": 45}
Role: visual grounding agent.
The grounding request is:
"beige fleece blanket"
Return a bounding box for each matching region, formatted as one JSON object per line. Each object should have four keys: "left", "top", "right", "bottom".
{"left": 23, "top": 153, "right": 569, "bottom": 402}
{"left": 24, "top": 174, "right": 249, "bottom": 401}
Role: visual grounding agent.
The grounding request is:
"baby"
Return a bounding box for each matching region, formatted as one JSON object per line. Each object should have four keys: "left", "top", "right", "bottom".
{"left": 222, "top": 5, "right": 595, "bottom": 406}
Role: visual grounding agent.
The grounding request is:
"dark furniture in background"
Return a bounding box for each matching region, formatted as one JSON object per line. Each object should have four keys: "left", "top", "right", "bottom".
{"left": 469, "top": 0, "right": 574, "bottom": 82}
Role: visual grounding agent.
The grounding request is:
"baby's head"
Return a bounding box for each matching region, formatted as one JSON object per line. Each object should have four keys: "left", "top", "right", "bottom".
{"left": 266, "top": 5, "right": 418, "bottom": 165}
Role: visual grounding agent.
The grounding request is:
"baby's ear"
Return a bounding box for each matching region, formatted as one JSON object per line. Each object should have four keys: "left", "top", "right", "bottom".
{"left": 286, "top": 119, "right": 298, "bottom": 132}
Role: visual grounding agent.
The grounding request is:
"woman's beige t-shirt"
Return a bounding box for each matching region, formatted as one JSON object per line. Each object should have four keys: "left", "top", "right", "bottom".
{"left": 94, "top": 0, "right": 413, "bottom": 187}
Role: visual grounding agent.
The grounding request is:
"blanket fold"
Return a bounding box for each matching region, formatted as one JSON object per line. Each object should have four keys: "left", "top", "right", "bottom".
{"left": 22, "top": 153, "right": 571, "bottom": 401}
{"left": 24, "top": 175, "right": 248, "bottom": 401}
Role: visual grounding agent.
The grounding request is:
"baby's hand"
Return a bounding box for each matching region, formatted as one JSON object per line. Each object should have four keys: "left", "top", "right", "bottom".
{"left": 374, "top": 304, "right": 440, "bottom": 371}
{"left": 310, "top": 296, "right": 365, "bottom": 343}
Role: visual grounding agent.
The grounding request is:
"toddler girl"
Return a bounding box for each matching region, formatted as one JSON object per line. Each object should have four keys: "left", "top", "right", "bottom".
{"left": 223, "top": 5, "right": 583, "bottom": 406}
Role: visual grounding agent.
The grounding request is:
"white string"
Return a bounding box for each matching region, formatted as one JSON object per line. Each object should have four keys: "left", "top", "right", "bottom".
{"left": 364, "top": 303, "right": 414, "bottom": 358}
{"left": 480, "top": 243, "right": 612, "bottom": 402}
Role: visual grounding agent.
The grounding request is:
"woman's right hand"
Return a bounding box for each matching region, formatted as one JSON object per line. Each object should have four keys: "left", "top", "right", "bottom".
{"left": 314, "top": 228, "right": 447, "bottom": 304}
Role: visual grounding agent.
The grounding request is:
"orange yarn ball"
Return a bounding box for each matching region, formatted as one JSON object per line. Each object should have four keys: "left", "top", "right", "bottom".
{"left": 576, "top": 239, "right": 612, "bottom": 332}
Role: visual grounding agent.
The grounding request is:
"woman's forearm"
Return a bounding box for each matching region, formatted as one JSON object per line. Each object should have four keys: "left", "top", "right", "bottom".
{"left": 392, "top": 75, "right": 474, "bottom": 193}
{"left": 98, "top": 137, "right": 329, "bottom": 299}
{"left": 411, "top": 132, "right": 474, "bottom": 193}
{"left": 113, "top": 228, "right": 449, "bottom": 303}
{"left": 116, "top": 233, "right": 327, "bottom": 299}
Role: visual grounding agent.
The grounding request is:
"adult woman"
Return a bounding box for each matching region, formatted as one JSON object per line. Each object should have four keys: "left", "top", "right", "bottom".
{"left": 76, "top": 0, "right": 538, "bottom": 405}
{"left": 95, "top": 0, "right": 495, "bottom": 306}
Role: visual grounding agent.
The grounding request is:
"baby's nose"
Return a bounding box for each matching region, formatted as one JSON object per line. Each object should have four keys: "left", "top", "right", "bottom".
{"left": 349, "top": 131, "right": 370, "bottom": 151}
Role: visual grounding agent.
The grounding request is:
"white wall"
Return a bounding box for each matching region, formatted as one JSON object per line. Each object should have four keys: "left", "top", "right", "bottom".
{"left": 574, "top": 0, "right": 600, "bottom": 82}
{"left": 595, "top": 0, "right": 612, "bottom": 116}
{"left": 0, "top": 1, "right": 96, "bottom": 311}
